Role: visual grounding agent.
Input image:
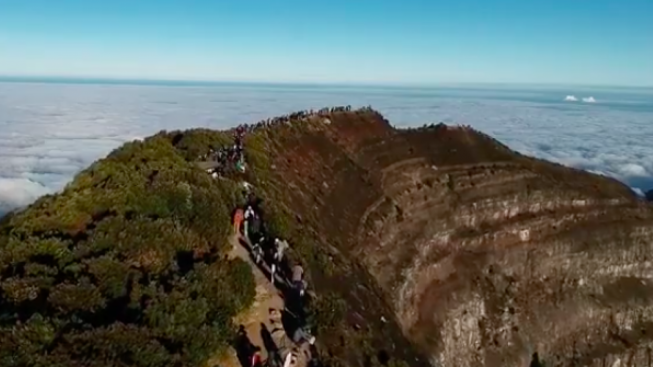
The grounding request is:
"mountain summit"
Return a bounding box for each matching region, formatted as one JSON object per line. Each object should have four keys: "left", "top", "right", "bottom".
{"left": 1, "top": 108, "right": 652, "bottom": 367}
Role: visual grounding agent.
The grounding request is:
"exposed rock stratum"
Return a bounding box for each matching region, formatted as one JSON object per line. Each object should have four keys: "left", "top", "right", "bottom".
{"left": 254, "top": 110, "right": 653, "bottom": 367}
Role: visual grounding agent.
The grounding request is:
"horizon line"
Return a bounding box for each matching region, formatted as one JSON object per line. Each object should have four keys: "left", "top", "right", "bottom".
{"left": 1, "top": 74, "right": 652, "bottom": 90}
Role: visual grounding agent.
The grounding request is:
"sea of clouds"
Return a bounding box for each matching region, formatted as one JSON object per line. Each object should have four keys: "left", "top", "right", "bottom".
{"left": 1, "top": 81, "right": 652, "bottom": 217}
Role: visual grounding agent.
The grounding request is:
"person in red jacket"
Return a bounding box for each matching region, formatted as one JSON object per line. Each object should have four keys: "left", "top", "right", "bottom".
{"left": 250, "top": 348, "right": 263, "bottom": 367}
{"left": 233, "top": 208, "right": 244, "bottom": 236}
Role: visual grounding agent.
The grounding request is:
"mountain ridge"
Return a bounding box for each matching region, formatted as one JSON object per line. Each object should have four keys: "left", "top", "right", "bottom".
{"left": 1, "top": 108, "right": 652, "bottom": 367}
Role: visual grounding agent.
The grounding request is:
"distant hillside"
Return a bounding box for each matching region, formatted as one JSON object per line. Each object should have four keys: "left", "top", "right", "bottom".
{"left": 2, "top": 108, "right": 653, "bottom": 367}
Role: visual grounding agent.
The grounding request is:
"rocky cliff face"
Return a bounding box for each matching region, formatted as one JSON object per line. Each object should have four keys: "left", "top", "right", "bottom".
{"left": 258, "top": 110, "right": 653, "bottom": 367}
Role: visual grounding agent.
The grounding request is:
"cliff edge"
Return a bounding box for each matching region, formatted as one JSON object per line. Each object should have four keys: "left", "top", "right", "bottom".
{"left": 241, "top": 109, "right": 653, "bottom": 367}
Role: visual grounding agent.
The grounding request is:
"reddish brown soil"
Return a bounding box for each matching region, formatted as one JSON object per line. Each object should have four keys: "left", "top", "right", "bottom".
{"left": 245, "top": 110, "right": 653, "bottom": 367}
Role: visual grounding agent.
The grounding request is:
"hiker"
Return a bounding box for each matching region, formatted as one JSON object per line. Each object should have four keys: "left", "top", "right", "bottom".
{"left": 291, "top": 262, "right": 306, "bottom": 297}
{"left": 236, "top": 125, "right": 246, "bottom": 139}
{"left": 252, "top": 235, "right": 266, "bottom": 264}
{"left": 241, "top": 181, "right": 254, "bottom": 193}
{"left": 292, "top": 325, "right": 316, "bottom": 346}
{"left": 271, "top": 238, "right": 289, "bottom": 283}
{"left": 235, "top": 325, "right": 256, "bottom": 367}
{"left": 248, "top": 212, "right": 264, "bottom": 244}
{"left": 282, "top": 350, "right": 299, "bottom": 367}
{"left": 236, "top": 158, "right": 246, "bottom": 173}
{"left": 216, "top": 163, "right": 225, "bottom": 177}
{"left": 267, "top": 322, "right": 293, "bottom": 367}
{"left": 216, "top": 148, "right": 225, "bottom": 163}
{"left": 233, "top": 208, "right": 244, "bottom": 236}
{"left": 267, "top": 349, "right": 282, "bottom": 367}
{"left": 530, "top": 353, "right": 543, "bottom": 367}
{"left": 250, "top": 347, "right": 263, "bottom": 367}
{"left": 274, "top": 238, "right": 289, "bottom": 260}
{"left": 245, "top": 192, "right": 258, "bottom": 211}
{"left": 307, "top": 345, "right": 321, "bottom": 367}
{"left": 243, "top": 206, "right": 255, "bottom": 239}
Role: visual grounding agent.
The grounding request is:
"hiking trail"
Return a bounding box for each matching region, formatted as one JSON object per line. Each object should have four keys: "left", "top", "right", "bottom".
{"left": 207, "top": 234, "right": 309, "bottom": 367}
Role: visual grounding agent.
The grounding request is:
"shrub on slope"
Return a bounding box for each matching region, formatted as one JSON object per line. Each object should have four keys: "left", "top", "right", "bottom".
{"left": 0, "top": 132, "right": 255, "bottom": 367}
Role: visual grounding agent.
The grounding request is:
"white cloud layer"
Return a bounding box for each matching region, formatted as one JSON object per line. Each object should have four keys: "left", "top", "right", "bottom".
{"left": 1, "top": 82, "right": 652, "bottom": 217}
{"left": 0, "top": 178, "right": 51, "bottom": 215}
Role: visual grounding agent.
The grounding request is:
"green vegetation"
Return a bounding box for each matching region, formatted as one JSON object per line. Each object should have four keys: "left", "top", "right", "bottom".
{"left": 0, "top": 130, "right": 255, "bottom": 367}
{"left": 0, "top": 110, "right": 421, "bottom": 367}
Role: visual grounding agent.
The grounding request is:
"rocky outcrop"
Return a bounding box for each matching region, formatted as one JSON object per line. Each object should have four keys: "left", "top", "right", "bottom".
{"left": 646, "top": 189, "right": 653, "bottom": 202}
{"left": 258, "top": 110, "right": 653, "bottom": 367}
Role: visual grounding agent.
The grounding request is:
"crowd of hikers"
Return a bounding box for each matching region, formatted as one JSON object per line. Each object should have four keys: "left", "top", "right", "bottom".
{"left": 206, "top": 122, "right": 322, "bottom": 367}
{"left": 233, "top": 192, "right": 318, "bottom": 365}
{"left": 202, "top": 105, "right": 368, "bottom": 178}
{"left": 234, "top": 201, "right": 310, "bottom": 302}
{"left": 240, "top": 105, "right": 378, "bottom": 133}
{"left": 246, "top": 105, "right": 353, "bottom": 131}
{"left": 202, "top": 125, "right": 248, "bottom": 178}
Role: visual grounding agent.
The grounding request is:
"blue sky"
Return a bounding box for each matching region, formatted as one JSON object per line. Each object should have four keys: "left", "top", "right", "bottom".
{"left": 0, "top": 0, "right": 652, "bottom": 86}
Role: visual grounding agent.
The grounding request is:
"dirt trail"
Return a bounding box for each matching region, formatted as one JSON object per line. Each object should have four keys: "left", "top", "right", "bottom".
{"left": 209, "top": 234, "right": 308, "bottom": 367}
{"left": 229, "top": 235, "right": 285, "bottom": 358}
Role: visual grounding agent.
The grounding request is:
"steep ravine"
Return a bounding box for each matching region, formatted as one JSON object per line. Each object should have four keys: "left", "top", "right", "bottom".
{"left": 252, "top": 110, "right": 653, "bottom": 367}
